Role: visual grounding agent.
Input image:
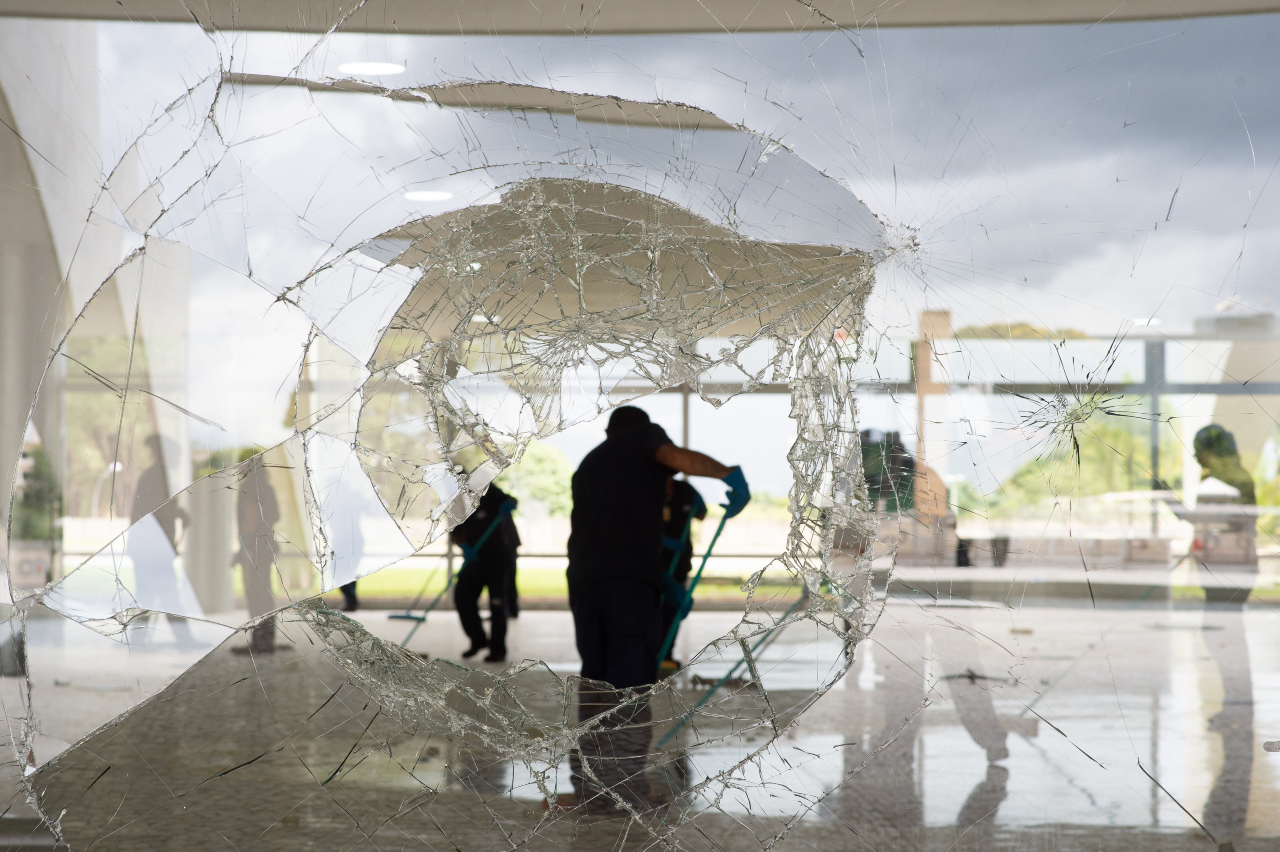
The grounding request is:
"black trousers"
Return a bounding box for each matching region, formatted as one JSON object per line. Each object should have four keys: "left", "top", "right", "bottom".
{"left": 454, "top": 561, "right": 508, "bottom": 654}
{"left": 568, "top": 578, "right": 660, "bottom": 808}
{"left": 571, "top": 577, "right": 660, "bottom": 689}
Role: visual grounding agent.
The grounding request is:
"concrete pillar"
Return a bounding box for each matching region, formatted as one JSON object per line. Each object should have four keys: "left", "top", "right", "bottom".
{"left": 914, "top": 309, "right": 952, "bottom": 468}
{"left": 0, "top": 84, "right": 66, "bottom": 574}
{"left": 0, "top": 20, "right": 102, "bottom": 598}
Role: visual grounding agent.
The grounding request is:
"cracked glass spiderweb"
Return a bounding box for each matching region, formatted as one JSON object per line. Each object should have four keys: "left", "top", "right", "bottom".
{"left": 2, "top": 9, "right": 1280, "bottom": 851}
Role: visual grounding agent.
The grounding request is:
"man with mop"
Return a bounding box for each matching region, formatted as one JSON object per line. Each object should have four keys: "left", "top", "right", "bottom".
{"left": 566, "top": 405, "right": 749, "bottom": 814}
{"left": 451, "top": 484, "right": 519, "bottom": 663}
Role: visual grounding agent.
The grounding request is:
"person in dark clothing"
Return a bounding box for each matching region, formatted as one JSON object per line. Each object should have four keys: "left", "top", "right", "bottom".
{"left": 567, "top": 405, "right": 749, "bottom": 812}
{"left": 451, "top": 484, "right": 518, "bottom": 663}
{"left": 658, "top": 475, "right": 707, "bottom": 672}
{"left": 860, "top": 429, "right": 915, "bottom": 512}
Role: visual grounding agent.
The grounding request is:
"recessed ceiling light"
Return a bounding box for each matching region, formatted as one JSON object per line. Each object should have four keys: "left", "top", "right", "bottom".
{"left": 337, "top": 62, "right": 405, "bottom": 75}
{"left": 405, "top": 190, "right": 453, "bottom": 202}
{"left": 1132, "top": 317, "right": 1162, "bottom": 327}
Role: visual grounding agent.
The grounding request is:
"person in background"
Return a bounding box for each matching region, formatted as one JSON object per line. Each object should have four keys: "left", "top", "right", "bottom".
{"left": 128, "top": 434, "right": 192, "bottom": 638}
{"left": 131, "top": 434, "right": 188, "bottom": 545}
{"left": 658, "top": 474, "right": 706, "bottom": 674}
{"left": 451, "top": 483, "right": 518, "bottom": 663}
{"left": 1191, "top": 424, "right": 1256, "bottom": 847}
{"left": 1194, "top": 424, "right": 1256, "bottom": 505}
{"left": 233, "top": 454, "right": 280, "bottom": 654}
{"left": 1191, "top": 422, "right": 1258, "bottom": 582}
{"left": 567, "top": 405, "right": 749, "bottom": 813}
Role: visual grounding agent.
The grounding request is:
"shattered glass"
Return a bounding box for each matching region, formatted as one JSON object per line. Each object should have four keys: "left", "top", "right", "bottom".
{"left": 1, "top": 7, "right": 1279, "bottom": 850}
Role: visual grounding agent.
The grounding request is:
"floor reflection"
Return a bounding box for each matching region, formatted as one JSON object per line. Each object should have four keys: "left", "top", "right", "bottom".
{"left": 12, "top": 594, "right": 1279, "bottom": 850}
{"left": 1203, "top": 601, "right": 1253, "bottom": 845}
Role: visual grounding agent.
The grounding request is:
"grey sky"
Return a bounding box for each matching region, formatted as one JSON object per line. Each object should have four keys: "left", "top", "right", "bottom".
{"left": 99, "top": 14, "right": 1280, "bottom": 336}
{"left": 91, "top": 14, "right": 1280, "bottom": 500}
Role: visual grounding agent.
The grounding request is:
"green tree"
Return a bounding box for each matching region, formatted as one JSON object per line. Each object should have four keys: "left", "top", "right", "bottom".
{"left": 1254, "top": 437, "right": 1280, "bottom": 544}
{"left": 12, "top": 444, "right": 61, "bottom": 541}
{"left": 496, "top": 441, "right": 573, "bottom": 517}
{"left": 987, "top": 411, "right": 1181, "bottom": 518}
{"left": 63, "top": 334, "right": 150, "bottom": 517}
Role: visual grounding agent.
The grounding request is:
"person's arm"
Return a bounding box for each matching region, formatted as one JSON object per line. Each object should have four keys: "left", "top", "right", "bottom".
{"left": 656, "top": 444, "right": 750, "bottom": 518}
{"left": 654, "top": 444, "right": 732, "bottom": 479}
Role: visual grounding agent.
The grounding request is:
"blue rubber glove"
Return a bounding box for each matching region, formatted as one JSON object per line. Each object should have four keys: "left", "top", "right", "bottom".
{"left": 661, "top": 573, "right": 693, "bottom": 621}
{"left": 661, "top": 534, "right": 686, "bottom": 553}
{"left": 720, "top": 467, "right": 751, "bottom": 518}
{"left": 459, "top": 542, "right": 478, "bottom": 564}
{"left": 500, "top": 499, "right": 517, "bottom": 516}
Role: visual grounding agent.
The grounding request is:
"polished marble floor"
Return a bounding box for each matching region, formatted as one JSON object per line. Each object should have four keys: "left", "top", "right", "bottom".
{"left": 3, "top": 589, "right": 1277, "bottom": 851}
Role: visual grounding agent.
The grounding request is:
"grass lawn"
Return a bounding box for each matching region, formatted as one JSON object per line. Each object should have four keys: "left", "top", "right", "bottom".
{"left": 318, "top": 565, "right": 802, "bottom": 606}
{"left": 318, "top": 566, "right": 571, "bottom": 601}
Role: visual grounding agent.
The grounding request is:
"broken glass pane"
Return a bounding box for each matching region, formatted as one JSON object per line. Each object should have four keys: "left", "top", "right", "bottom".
{"left": 1, "top": 8, "right": 1279, "bottom": 850}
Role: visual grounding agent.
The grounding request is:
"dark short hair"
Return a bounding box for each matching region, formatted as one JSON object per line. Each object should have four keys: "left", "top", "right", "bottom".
{"left": 1194, "top": 424, "right": 1238, "bottom": 459}
{"left": 606, "top": 405, "right": 650, "bottom": 434}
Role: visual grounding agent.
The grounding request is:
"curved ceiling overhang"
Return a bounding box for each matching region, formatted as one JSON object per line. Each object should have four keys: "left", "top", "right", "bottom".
{"left": 366, "top": 178, "right": 871, "bottom": 356}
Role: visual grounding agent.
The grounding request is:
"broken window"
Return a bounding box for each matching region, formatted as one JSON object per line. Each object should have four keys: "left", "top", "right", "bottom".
{"left": 1, "top": 8, "right": 1279, "bottom": 850}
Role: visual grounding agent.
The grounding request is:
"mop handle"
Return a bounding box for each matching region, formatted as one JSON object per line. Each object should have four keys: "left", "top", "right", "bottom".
{"left": 655, "top": 592, "right": 807, "bottom": 749}
{"left": 656, "top": 512, "right": 728, "bottom": 665}
{"left": 460, "top": 501, "right": 516, "bottom": 564}
{"left": 663, "top": 513, "right": 695, "bottom": 578}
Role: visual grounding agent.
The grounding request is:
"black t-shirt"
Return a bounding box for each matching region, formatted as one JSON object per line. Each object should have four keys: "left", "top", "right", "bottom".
{"left": 567, "top": 422, "right": 674, "bottom": 592}
{"left": 660, "top": 479, "right": 703, "bottom": 583}
{"left": 452, "top": 484, "right": 518, "bottom": 572}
